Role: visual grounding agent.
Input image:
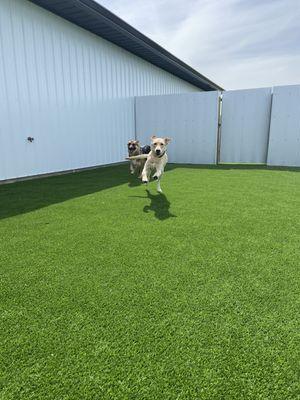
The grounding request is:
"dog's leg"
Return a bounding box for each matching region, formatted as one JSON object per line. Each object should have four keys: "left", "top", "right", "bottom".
{"left": 141, "top": 160, "right": 151, "bottom": 184}
{"left": 154, "top": 171, "right": 163, "bottom": 193}
{"left": 138, "top": 168, "right": 142, "bottom": 179}
{"left": 152, "top": 171, "right": 162, "bottom": 180}
{"left": 130, "top": 161, "right": 134, "bottom": 175}
{"left": 138, "top": 160, "right": 145, "bottom": 178}
{"left": 156, "top": 177, "right": 162, "bottom": 193}
{"left": 152, "top": 164, "right": 164, "bottom": 181}
{"left": 152, "top": 165, "right": 164, "bottom": 193}
{"left": 137, "top": 161, "right": 142, "bottom": 178}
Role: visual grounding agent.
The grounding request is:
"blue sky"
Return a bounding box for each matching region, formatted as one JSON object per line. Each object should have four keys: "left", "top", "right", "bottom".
{"left": 99, "top": 0, "right": 300, "bottom": 90}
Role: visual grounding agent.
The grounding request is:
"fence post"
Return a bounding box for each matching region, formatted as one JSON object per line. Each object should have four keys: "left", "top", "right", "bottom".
{"left": 216, "top": 92, "right": 223, "bottom": 164}
{"left": 265, "top": 90, "right": 274, "bottom": 164}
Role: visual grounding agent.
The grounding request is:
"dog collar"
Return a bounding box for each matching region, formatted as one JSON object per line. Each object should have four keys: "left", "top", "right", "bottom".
{"left": 157, "top": 151, "right": 166, "bottom": 158}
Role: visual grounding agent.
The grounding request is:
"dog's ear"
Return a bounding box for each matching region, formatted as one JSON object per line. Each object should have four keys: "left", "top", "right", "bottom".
{"left": 164, "top": 137, "right": 171, "bottom": 144}
{"left": 151, "top": 135, "right": 157, "bottom": 141}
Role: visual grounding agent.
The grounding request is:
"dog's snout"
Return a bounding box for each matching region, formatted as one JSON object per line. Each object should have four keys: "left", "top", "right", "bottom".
{"left": 155, "top": 149, "right": 161, "bottom": 155}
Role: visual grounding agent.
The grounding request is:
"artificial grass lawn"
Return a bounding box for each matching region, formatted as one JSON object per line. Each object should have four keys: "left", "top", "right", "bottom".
{"left": 0, "top": 164, "right": 300, "bottom": 400}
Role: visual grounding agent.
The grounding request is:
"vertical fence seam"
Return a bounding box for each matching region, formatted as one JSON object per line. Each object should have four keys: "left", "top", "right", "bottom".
{"left": 134, "top": 96, "right": 137, "bottom": 141}
{"left": 216, "top": 91, "right": 223, "bottom": 164}
{"left": 265, "top": 89, "right": 274, "bottom": 164}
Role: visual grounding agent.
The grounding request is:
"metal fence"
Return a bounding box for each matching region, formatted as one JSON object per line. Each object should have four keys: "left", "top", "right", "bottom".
{"left": 219, "top": 88, "right": 272, "bottom": 164}
{"left": 267, "top": 85, "right": 300, "bottom": 167}
{"left": 136, "top": 92, "right": 219, "bottom": 164}
{"left": 136, "top": 84, "right": 300, "bottom": 168}
{"left": 2, "top": 84, "right": 300, "bottom": 182}
{"left": 0, "top": 98, "right": 135, "bottom": 181}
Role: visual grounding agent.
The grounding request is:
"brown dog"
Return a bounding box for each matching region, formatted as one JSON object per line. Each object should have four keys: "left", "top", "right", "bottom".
{"left": 127, "top": 140, "right": 144, "bottom": 177}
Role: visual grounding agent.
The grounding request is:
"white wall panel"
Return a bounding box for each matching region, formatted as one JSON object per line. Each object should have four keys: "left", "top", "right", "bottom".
{"left": 220, "top": 88, "right": 272, "bottom": 163}
{"left": 0, "top": 0, "right": 199, "bottom": 181}
{"left": 136, "top": 92, "right": 219, "bottom": 164}
{"left": 267, "top": 85, "right": 300, "bottom": 167}
{"left": 0, "top": 97, "right": 135, "bottom": 180}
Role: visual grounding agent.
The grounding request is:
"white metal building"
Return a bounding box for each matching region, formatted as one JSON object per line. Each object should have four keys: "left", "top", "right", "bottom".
{"left": 0, "top": 0, "right": 221, "bottom": 182}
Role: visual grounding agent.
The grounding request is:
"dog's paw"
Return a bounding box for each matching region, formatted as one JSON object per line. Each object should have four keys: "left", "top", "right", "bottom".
{"left": 157, "top": 189, "right": 163, "bottom": 193}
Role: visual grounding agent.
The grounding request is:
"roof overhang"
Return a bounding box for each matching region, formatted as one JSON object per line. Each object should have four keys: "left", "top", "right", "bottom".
{"left": 29, "top": 0, "right": 223, "bottom": 91}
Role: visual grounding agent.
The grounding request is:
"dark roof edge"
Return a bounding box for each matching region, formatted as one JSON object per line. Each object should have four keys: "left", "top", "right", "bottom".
{"left": 29, "top": 0, "right": 224, "bottom": 91}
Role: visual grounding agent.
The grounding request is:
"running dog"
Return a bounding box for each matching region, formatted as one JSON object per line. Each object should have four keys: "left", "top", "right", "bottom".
{"left": 126, "top": 135, "right": 171, "bottom": 193}
{"left": 127, "top": 140, "right": 150, "bottom": 177}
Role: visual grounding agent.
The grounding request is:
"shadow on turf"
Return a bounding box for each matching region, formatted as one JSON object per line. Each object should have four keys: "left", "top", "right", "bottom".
{"left": 1, "top": 162, "right": 299, "bottom": 220}
{"left": 0, "top": 164, "right": 143, "bottom": 220}
{"left": 128, "top": 175, "right": 142, "bottom": 188}
{"left": 130, "top": 189, "right": 176, "bottom": 221}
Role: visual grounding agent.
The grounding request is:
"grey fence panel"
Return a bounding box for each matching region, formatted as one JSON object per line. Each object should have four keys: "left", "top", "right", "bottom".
{"left": 135, "top": 92, "right": 219, "bottom": 164}
{"left": 267, "top": 85, "right": 300, "bottom": 167}
{"left": 220, "top": 88, "right": 272, "bottom": 163}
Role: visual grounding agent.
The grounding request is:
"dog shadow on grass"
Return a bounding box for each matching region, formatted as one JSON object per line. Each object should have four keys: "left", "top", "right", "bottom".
{"left": 128, "top": 175, "right": 142, "bottom": 188}
{"left": 130, "top": 189, "right": 176, "bottom": 221}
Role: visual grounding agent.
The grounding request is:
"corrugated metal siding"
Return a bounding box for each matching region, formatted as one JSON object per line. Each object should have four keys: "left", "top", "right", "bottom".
{"left": 0, "top": 0, "right": 199, "bottom": 181}
{"left": 136, "top": 92, "right": 219, "bottom": 164}
{"left": 220, "top": 88, "right": 272, "bottom": 163}
{"left": 28, "top": 0, "right": 222, "bottom": 91}
{"left": 267, "top": 85, "right": 300, "bottom": 167}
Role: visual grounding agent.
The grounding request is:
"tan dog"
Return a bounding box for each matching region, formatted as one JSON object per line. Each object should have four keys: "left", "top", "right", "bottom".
{"left": 126, "top": 135, "right": 171, "bottom": 193}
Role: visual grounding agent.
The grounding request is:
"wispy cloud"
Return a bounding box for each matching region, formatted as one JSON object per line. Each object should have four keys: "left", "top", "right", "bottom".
{"left": 98, "top": 0, "right": 300, "bottom": 89}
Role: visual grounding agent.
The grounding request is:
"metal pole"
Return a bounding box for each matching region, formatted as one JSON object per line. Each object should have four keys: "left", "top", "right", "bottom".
{"left": 216, "top": 92, "right": 223, "bottom": 164}
{"left": 265, "top": 91, "right": 274, "bottom": 165}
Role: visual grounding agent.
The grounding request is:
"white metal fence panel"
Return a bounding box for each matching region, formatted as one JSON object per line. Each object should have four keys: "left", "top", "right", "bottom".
{"left": 0, "top": 98, "right": 135, "bottom": 181}
{"left": 135, "top": 92, "right": 219, "bottom": 164}
{"left": 267, "top": 85, "right": 300, "bottom": 167}
{"left": 220, "top": 88, "right": 272, "bottom": 163}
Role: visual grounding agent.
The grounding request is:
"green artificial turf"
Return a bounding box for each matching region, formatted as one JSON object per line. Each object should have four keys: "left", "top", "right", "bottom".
{"left": 1, "top": 164, "right": 300, "bottom": 400}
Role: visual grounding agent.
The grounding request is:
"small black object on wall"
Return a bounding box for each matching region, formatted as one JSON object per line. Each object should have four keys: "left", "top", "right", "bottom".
{"left": 27, "top": 137, "right": 34, "bottom": 143}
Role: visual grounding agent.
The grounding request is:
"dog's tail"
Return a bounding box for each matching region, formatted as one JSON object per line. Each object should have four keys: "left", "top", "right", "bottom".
{"left": 126, "top": 154, "right": 148, "bottom": 160}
